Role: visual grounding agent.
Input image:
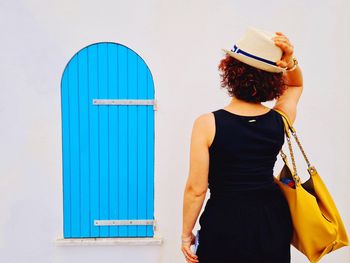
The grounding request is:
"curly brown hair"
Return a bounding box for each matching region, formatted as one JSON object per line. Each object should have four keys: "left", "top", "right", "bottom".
{"left": 218, "top": 54, "right": 287, "bottom": 103}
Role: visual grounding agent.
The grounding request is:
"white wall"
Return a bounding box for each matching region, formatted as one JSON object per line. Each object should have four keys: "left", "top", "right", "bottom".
{"left": 1, "top": 0, "right": 349, "bottom": 262}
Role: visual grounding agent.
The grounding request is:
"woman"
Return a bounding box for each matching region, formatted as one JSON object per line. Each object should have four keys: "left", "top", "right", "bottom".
{"left": 181, "top": 27, "right": 303, "bottom": 263}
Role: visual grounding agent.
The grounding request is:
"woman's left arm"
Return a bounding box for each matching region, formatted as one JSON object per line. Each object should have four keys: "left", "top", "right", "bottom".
{"left": 181, "top": 113, "right": 212, "bottom": 262}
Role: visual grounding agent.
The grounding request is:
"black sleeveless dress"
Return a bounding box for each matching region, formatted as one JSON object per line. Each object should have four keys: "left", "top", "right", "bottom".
{"left": 196, "top": 108, "right": 293, "bottom": 263}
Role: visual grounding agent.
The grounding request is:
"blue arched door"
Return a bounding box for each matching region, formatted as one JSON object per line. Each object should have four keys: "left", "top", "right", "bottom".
{"left": 61, "top": 42, "right": 155, "bottom": 238}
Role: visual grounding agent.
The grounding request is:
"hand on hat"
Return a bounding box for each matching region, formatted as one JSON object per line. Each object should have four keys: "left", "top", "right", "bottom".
{"left": 272, "top": 32, "right": 294, "bottom": 69}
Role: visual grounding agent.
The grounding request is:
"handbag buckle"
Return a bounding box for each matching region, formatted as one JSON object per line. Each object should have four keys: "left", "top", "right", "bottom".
{"left": 294, "top": 175, "right": 301, "bottom": 184}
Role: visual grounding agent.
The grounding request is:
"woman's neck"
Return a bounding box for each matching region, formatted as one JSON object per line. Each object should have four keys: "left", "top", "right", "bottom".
{"left": 225, "top": 97, "right": 269, "bottom": 112}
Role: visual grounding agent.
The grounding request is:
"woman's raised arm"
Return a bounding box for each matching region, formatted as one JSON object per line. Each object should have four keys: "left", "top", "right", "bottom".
{"left": 272, "top": 32, "right": 303, "bottom": 125}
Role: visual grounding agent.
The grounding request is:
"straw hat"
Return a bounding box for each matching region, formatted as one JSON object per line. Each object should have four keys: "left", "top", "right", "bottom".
{"left": 222, "top": 26, "right": 287, "bottom": 73}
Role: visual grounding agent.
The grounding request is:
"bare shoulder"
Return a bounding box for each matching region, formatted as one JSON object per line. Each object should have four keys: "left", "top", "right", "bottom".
{"left": 273, "top": 104, "right": 297, "bottom": 126}
{"left": 273, "top": 86, "right": 303, "bottom": 125}
{"left": 192, "top": 112, "right": 215, "bottom": 148}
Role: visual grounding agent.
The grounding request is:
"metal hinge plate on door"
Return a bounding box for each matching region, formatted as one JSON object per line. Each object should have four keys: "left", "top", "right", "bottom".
{"left": 94, "top": 219, "right": 154, "bottom": 226}
{"left": 94, "top": 219, "right": 157, "bottom": 232}
{"left": 92, "top": 99, "right": 158, "bottom": 111}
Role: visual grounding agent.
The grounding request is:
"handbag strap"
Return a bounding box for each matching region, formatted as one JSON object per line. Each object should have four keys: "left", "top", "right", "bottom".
{"left": 272, "top": 108, "right": 314, "bottom": 183}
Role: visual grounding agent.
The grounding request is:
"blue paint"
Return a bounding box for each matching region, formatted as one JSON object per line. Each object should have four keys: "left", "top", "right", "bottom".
{"left": 61, "top": 42, "right": 155, "bottom": 238}
{"left": 77, "top": 48, "right": 90, "bottom": 237}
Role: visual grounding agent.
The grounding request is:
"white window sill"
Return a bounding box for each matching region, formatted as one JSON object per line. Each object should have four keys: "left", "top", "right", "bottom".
{"left": 55, "top": 236, "right": 163, "bottom": 246}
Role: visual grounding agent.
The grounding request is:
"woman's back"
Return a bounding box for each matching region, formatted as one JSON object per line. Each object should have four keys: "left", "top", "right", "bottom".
{"left": 195, "top": 107, "right": 293, "bottom": 262}
{"left": 208, "top": 108, "right": 285, "bottom": 195}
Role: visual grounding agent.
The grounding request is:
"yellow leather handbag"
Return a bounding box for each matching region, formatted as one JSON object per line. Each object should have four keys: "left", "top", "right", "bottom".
{"left": 272, "top": 108, "right": 349, "bottom": 263}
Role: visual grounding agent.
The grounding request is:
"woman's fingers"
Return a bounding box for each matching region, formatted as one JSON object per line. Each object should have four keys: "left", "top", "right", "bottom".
{"left": 272, "top": 36, "right": 292, "bottom": 46}
{"left": 275, "top": 38, "right": 294, "bottom": 68}
{"left": 184, "top": 247, "right": 198, "bottom": 262}
{"left": 275, "top": 41, "right": 293, "bottom": 54}
{"left": 276, "top": 60, "right": 288, "bottom": 68}
{"left": 182, "top": 250, "right": 198, "bottom": 262}
{"left": 272, "top": 37, "right": 294, "bottom": 68}
{"left": 273, "top": 36, "right": 294, "bottom": 59}
{"left": 272, "top": 35, "right": 289, "bottom": 42}
{"left": 274, "top": 40, "right": 290, "bottom": 49}
{"left": 273, "top": 38, "right": 292, "bottom": 47}
{"left": 181, "top": 232, "right": 198, "bottom": 262}
{"left": 181, "top": 246, "right": 199, "bottom": 262}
